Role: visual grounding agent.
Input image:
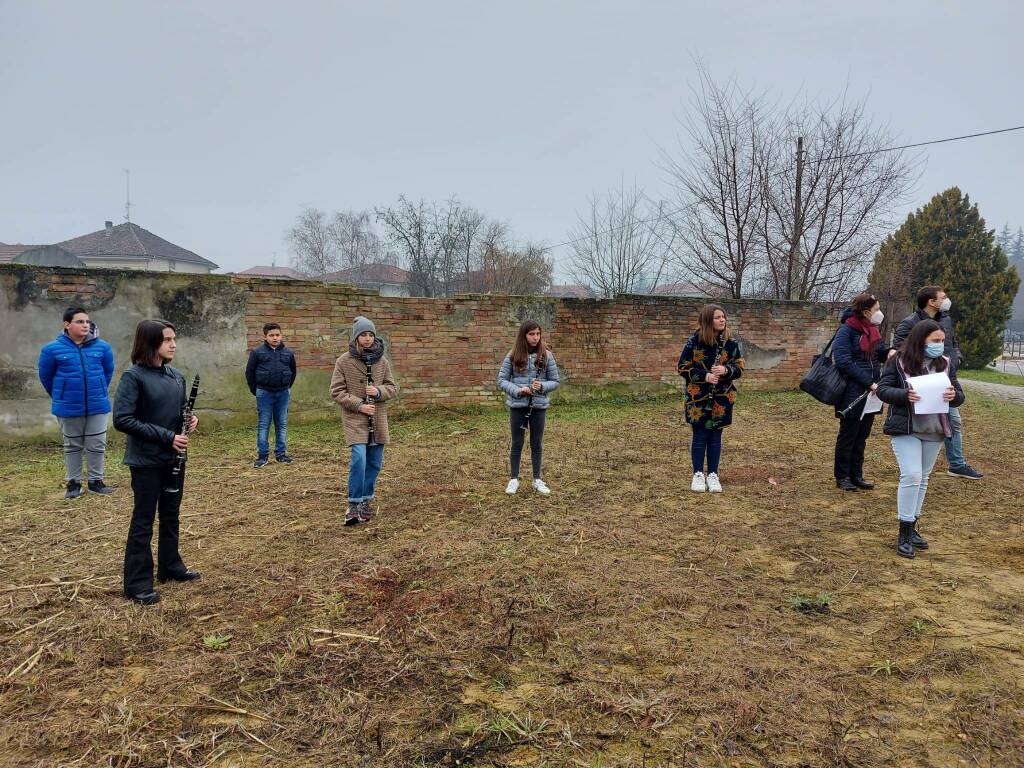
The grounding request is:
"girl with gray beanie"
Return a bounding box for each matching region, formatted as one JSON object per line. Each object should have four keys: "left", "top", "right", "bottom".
{"left": 497, "top": 320, "right": 561, "bottom": 495}
{"left": 330, "top": 315, "right": 398, "bottom": 525}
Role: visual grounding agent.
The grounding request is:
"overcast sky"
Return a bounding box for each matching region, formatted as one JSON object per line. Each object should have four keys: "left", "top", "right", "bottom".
{"left": 2, "top": 1, "right": 1022, "bottom": 278}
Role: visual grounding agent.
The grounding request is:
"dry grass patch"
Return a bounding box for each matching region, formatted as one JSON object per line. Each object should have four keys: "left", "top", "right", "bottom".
{"left": 1, "top": 391, "right": 1023, "bottom": 767}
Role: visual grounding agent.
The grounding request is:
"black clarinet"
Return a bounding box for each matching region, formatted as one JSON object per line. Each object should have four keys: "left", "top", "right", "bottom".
{"left": 165, "top": 374, "right": 199, "bottom": 493}
{"left": 520, "top": 380, "right": 535, "bottom": 431}
{"left": 520, "top": 353, "right": 544, "bottom": 430}
{"left": 364, "top": 360, "right": 377, "bottom": 447}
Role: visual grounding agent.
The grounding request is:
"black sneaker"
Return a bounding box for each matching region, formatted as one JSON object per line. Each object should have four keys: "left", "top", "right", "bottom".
{"left": 275, "top": 454, "right": 293, "bottom": 464}
{"left": 65, "top": 480, "right": 83, "bottom": 499}
{"left": 88, "top": 479, "right": 115, "bottom": 495}
{"left": 253, "top": 457, "right": 269, "bottom": 468}
{"left": 125, "top": 590, "right": 161, "bottom": 605}
{"left": 947, "top": 464, "right": 983, "bottom": 480}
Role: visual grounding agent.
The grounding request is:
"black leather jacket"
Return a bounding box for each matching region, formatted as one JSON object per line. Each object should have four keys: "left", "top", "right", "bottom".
{"left": 113, "top": 364, "right": 186, "bottom": 467}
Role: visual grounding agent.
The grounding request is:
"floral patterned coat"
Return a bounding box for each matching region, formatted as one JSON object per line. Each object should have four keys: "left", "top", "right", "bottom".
{"left": 677, "top": 332, "right": 745, "bottom": 429}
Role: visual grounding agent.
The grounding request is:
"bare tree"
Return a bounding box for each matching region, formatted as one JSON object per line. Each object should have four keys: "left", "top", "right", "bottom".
{"left": 432, "top": 196, "right": 466, "bottom": 296}
{"left": 662, "top": 69, "right": 768, "bottom": 299}
{"left": 286, "top": 207, "right": 339, "bottom": 276}
{"left": 759, "top": 96, "right": 915, "bottom": 301}
{"left": 375, "top": 196, "right": 438, "bottom": 296}
{"left": 329, "top": 210, "right": 390, "bottom": 271}
{"left": 566, "top": 182, "right": 675, "bottom": 298}
{"left": 663, "top": 67, "right": 914, "bottom": 301}
{"left": 470, "top": 234, "right": 553, "bottom": 295}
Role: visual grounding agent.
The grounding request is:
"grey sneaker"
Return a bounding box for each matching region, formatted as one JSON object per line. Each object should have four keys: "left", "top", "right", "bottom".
{"left": 65, "top": 480, "right": 83, "bottom": 499}
{"left": 357, "top": 500, "right": 374, "bottom": 522}
{"left": 253, "top": 457, "right": 269, "bottom": 468}
{"left": 345, "top": 503, "right": 361, "bottom": 526}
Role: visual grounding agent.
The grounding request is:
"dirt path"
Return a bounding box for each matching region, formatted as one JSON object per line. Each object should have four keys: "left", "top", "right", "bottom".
{"left": 961, "top": 378, "right": 1024, "bottom": 406}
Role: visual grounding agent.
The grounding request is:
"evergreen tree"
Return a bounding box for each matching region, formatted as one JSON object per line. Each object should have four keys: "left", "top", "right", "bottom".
{"left": 869, "top": 188, "right": 1020, "bottom": 368}
{"left": 1013, "top": 227, "right": 1024, "bottom": 266}
{"left": 997, "top": 223, "right": 1012, "bottom": 254}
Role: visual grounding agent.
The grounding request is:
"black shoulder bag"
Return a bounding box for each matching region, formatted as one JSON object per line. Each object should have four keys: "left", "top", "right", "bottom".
{"left": 799, "top": 329, "right": 847, "bottom": 406}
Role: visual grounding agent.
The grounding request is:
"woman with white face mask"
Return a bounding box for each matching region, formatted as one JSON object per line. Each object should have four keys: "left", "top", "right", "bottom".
{"left": 831, "top": 292, "right": 890, "bottom": 491}
{"left": 876, "top": 319, "right": 965, "bottom": 558}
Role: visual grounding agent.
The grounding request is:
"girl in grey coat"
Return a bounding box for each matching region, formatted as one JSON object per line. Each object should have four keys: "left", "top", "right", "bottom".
{"left": 497, "top": 320, "right": 560, "bottom": 495}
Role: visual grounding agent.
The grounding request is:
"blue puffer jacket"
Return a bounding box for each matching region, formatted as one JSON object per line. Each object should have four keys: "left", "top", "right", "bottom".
{"left": 38, "top": 328, "right": 115, "bottom": 417}
{"left": 497, "top": 350, "right": 560, "bottom": 408}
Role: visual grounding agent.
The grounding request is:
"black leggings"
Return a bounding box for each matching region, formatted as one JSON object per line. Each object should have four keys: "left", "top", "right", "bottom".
{"left": 509, "top": 408, "right": 546, "bottom": 480}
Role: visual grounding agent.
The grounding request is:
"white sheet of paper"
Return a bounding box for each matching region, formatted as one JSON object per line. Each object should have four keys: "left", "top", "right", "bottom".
{"left": 861, "top": 391, "right": 883, "bottom": 419}
{"left": 906, "top": 371, "right": 951, "bottom": 414}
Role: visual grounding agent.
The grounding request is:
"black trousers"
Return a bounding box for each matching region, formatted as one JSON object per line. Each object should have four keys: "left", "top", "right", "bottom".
{"left": 834, "top": 413, "right": 876, "bottom": 480}
{"left": 510, "top": 408, "right": 546, "bottom": 480}
{"left": 123, "top": 465, "right": 188, "bottom": 595}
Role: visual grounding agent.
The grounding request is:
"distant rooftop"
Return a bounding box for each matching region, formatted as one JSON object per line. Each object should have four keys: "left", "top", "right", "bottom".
{"left": 0, "top": 242, "right": 44, "bottom": 264}
{"left": 322, "top": 263, "right": 409, "bottom": 284}
{"left": 235, "top": 265, "right": 305, "bottom": 280}
{"left": 59, "top": 221, "right": 218, "bottom": 269}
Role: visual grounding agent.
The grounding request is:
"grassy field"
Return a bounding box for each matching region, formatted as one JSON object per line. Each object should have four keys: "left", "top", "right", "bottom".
{"left": 1, "top": 391, "right": 1023, "bottom": 767}
{"left": 958, "top": 367, "right": 1024, "bottom": 387}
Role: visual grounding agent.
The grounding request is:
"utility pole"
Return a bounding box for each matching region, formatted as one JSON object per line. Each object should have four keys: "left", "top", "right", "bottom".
{"left": 788, "top": 136, "right": 804, "bottom": 300}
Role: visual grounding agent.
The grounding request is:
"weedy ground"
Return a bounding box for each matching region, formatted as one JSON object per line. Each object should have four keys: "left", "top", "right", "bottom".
{"left": 1, "top": 391, "right": 1022, "bottom": 767}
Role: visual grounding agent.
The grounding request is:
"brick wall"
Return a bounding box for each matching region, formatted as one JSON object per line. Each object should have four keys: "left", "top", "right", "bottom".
{"left": 236, "top": 277, "right": 831, "bottom": 407}
{"left": 0, "top": 265, "right": 832, "bottom": 437}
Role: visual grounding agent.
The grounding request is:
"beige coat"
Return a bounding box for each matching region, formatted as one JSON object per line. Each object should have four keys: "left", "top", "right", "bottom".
{"left": 330, "top": 352, "right": 398, "bottom": 446}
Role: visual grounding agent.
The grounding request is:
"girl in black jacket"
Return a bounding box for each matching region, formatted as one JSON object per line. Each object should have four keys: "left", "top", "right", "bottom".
{"left": 832, "top": 292, "right": 888, "bottom": 491}
{"left": 875, "top": 319, "right": 964, "bottom": 559}
{"left": 113, "top": 320, "right": 200, "bottom": 605}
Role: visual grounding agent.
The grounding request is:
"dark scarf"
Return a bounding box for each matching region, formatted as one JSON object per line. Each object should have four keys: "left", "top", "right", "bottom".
{"left": 349, "top": 337, "right": 385, "bottom": 365}
{"left": 845, "top": 314, "right": 881, "bottom": 356}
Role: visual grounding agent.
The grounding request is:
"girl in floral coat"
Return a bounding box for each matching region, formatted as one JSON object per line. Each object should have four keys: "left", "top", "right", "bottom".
{"left": 677, "top": 304, "right": 745, "bottom": 493}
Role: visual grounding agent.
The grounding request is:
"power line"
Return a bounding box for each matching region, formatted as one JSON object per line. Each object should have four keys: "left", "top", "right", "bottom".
{"left": 543, "top": 122, "right": 1024, "bottom": 256}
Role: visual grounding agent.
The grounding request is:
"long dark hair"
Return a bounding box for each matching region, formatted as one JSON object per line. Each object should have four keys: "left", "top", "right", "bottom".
{"left": 697, "top": 304, "right": 730, "bottom": 346}
{"left": 511, "top": 320, "right": 548, "bottom": 373}
{"left": 130, "top": 319, "right": 175, "bottom": 365}
{"left": 898, "top": 319, "right": 947, "bottom": 376}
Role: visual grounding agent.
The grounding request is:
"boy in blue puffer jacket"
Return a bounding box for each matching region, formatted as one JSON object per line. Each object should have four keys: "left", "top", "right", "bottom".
{"left": 37, "top": 307, "right": 116, "bottom": 498}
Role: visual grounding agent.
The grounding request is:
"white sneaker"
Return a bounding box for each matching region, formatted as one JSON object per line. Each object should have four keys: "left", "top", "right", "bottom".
{"left": 706, "top": 472, "right": 722, "bottom": 493}
{"left": 532, "top": 478, "right": 551, "bottom": 496}
{"left": 505, "top": 478, "right": 519, "bottom": 495}
{"left": 691, "top": 472, "right": 707, "bottom": 492}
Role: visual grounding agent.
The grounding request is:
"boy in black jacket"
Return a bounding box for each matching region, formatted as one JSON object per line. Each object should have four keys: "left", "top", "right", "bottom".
{"left": 245, "top": 323, "right": 297, "bottom": 467}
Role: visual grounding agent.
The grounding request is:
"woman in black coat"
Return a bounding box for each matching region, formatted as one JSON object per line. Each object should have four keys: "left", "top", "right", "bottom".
{"left": 875, "top": 319, "right": 964, "bottom": 558}
{"left": 832, "top": 292, "right": 888, "bottom": 491}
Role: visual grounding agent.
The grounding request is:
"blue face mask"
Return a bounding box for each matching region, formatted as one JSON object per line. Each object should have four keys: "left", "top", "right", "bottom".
{"left": 924, "top": 342, "right": 945, "bottom": 359}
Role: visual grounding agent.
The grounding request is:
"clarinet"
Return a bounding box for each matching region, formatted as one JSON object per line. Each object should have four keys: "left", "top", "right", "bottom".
{"left": 520, "top": 352, "right": 543, "bottom": 430}
{"left": 165, "top": 374, "right": 200, "bottom": 494}
{"left": 364, "top": 359, "right": 377, "bottom": 447}
{"left": 521, "top": 381, "right": 535, "bottom": 431}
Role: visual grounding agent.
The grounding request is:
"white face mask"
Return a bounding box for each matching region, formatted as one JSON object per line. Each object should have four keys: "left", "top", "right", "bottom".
{"left": 939, "top": 297, "right": 952, "bottom": 312}
{"left": 870, "top": 310, "right": 884, "bottom": 325}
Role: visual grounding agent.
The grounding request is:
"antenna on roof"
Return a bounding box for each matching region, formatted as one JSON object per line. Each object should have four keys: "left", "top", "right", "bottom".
{"left": 272, "top": 251, "right": 277, "bottom": 269}
{"left": 124, "top": 169, "right": 132, "bottom": 223}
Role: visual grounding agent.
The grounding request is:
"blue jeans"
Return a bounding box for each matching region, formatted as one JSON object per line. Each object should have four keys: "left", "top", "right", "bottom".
{"left": 256, "top": 388, "right": 290, "bottom": 458}
{"left": 890, "top": 435, "right": 943, "bottom": 522}
{"left": 691, "top": 424, "right": 723, "bottom": 474}
{"left": 348, "top": 443, "right": 385, "bottom": 503}
{"left": 944, "top": 406, "right": 965, "bottom": 469}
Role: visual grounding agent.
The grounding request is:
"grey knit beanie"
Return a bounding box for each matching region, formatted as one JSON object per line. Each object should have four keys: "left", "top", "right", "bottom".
{"left": 351, "top": 315, "right": 376, "bottom": 341}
